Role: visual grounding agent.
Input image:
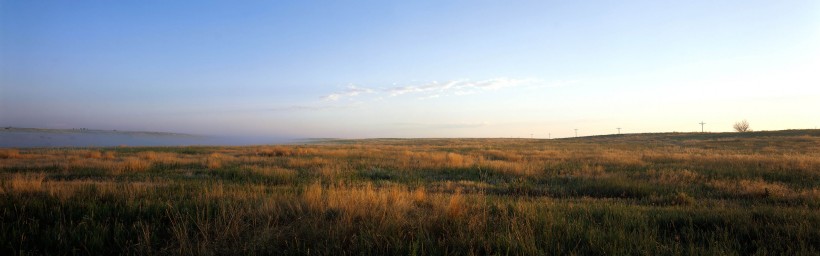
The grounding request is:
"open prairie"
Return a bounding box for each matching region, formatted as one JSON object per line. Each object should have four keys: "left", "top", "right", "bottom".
{"left": 2, "top": 130, "right": 819, "bottom": 255}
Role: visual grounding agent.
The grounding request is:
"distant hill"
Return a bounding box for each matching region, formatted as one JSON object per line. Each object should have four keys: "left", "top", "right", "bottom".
{"left": 312, "top": 129, "right": 820, "bottom": 152}
{"left": 563, "top": 129, "right": 820, "bottom": 141}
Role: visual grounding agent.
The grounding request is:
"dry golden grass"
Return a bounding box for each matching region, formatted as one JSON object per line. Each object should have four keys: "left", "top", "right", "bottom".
{"left": 256, "top": 145, "right": 319, "bottom": 157}
{"left": 709, "top": 179, "right": 794, "bottom": 199}
{"left": 479, "top": 159, "right": 534, "bottom": 175}
{"left": 646, "top": 169, "right": 703, "bottom": 185}
{"left": 1, "top": 172, "right": 45, "bottom": 194}
{"left": 2, "top": 132, "right": 820, "bottom": 255}
{"left": 285, "top": 156, "right": 330, "bottom": 169}
{"left": 102, "top": 151, "right": 116, "bottom": 160}
{"left": 246, "top": 165, "right": 298, "bottom": 181}
{"left": 445, "top": 190, "right": 465, "bottom": 218}
{"left": 84, "top": 150, "right": 103, "bottom": 159}
{"left": 598, "top": 150, "right": 646, "bottom": 166}
{"left": 137, "top": 151, "right": 184, "bottom": 162}
{"left": 481, "top": 149, "right": 524, "bottom": 161}
{"left": 205, "top": 153, "right": 224, "bottom": 169}
{"left": 0, "top": 149, "right": 204, "bottom": 175}
{"left": 190, "top": 182, "right": 274, "bottom": 202}
{"left": 324, "top": 183, "right": 411, "bottom": 224}
{"left": 303, "top": 181, "right": 324, "bottom": 210}
{"left": 0, "top": 148, "right": 21, "bottom": 159}
{"left": 1, "top": 173, "right": 164, "bottom": 201}
{"left": 299, "top": 182, "right": 478, "bottom": 228}
{"left": 120, "top": 157, "right": 151, "bottom": 173}
{"left": 412, "top": 186, "right": 427, "bottom": 204}
{"left": 316, "top": 164, "right": 342, "bottom": 180}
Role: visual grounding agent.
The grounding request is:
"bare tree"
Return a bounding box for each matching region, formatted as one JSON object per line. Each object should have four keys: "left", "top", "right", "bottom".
{"left": 733, "top": 119, "right": 750, "bottom": 132}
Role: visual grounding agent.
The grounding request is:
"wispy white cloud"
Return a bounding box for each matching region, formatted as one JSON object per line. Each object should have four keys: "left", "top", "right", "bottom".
{"left": 393, "top": 122, "right": 489, "bottom": 129}
{"left": 321, "top": 85, "right": 374, "bottom": 101}
{"left": 386, "top": 78, "right": 535, "bottom": 97}
{"left": 261, "top": 105, "right": 346, "bottom": 111}
{"left": 387, "top": 80, "right": 464, "bottom": 96}
{"left": 450, "top": 78, "right": 534, "bottom": 95}
{"left": 319, "top": 77, "right": 568, "bottom": 102}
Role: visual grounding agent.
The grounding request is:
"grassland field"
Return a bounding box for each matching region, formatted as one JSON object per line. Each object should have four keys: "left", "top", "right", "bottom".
{"left": 1, "top": 130, "right": 819, "bottom": 255}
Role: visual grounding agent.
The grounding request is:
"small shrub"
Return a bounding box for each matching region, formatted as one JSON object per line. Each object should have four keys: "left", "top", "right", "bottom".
{"left": 733, "top": 119, "right": 751, "bottom": 132}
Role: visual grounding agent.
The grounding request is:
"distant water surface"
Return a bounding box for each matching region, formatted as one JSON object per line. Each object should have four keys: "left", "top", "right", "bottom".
{"left": 0, "top": 128, "right": 296, "bottom": 148}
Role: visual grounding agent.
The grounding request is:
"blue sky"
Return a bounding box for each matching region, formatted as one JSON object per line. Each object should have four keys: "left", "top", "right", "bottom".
{"left": 2, "top": 1, "right": 819, "bottom": 138}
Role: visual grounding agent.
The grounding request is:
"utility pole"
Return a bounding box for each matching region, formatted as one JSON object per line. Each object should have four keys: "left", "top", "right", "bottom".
{"left": 548, "top": 133, "right": 551, "bottom": 139}
{"left": 617, "top": 127, "right": 621, "bottom": 135}
{"left": 699, "top": 121, "right": 706, "bottom": 133}
{"left": 530, "top": 133, "right": 533, "bottom": 139}
{"left": 574, "top": 129, "right": 578, "bottom": 138}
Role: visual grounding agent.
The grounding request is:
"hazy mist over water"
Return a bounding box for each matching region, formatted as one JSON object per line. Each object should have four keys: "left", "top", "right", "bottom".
{"left": 0, "top": 128, "right": 297, "bottom": 148}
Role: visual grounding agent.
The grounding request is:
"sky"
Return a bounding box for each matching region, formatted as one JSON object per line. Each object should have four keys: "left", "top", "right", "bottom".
{"left": 1, "top": 1, "right": 819, "bottom": 139}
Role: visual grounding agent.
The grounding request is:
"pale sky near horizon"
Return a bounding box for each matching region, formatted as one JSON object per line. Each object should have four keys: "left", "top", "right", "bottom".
{"left": 2, "top": 1, "right": 819, "bottom": 139}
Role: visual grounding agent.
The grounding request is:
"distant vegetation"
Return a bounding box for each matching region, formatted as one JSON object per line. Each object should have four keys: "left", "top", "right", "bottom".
{"left": 1, "top": 130, "right": 819, "bottom": 255}
{"left": 733, "top": 119, "right": 751, "bottom": 132}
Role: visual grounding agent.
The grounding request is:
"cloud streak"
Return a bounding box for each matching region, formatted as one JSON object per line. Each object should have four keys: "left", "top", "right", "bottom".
{"left": 387, "top": 78, "right": 535, "bottom": 97}
{"left": 321, "top": 86, "right": 374, "bottom": 101}
{"left": 321, "top": 78, "right": 545, "bottom": 101}
{"left": 393, "top": 122, "right": 490, "bottom": 129}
